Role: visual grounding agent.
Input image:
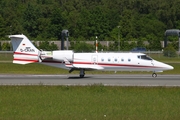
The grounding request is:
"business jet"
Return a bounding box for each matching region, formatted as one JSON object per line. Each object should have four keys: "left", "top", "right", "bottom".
{"left": 9, "top": 34, "right": 173, "bottom": 78}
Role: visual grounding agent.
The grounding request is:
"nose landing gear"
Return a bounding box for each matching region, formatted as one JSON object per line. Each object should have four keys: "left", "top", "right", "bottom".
{"left": 152, "top": 73, "right": 157, "bottom": 78}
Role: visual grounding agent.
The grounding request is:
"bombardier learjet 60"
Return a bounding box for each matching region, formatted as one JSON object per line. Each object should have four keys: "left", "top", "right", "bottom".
{"left": 9, "top": 34, "right": 173, "bottom": 78}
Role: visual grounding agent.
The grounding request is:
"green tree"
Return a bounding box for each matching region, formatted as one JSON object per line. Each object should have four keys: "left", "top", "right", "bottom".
{"left": 47, "top": 8, "right": 66, "bottom": 40}
{"left": 0, "top": 15, "right": 6, "bottom": 39}
{"left": 146, "top": 34, "right": 162, "bottom": 51}
{"left": 163, "top": 45, "right": 177, "bottom": 57}
{"left": 50, "top": 42, "right": 58, "bottom": 50}
{"left": 38, "top": 41, "right": 58, "bottom": 51}
{"left": 1, "top": 0, "right": 180, "bottom": 48}
{"left": 2, "top": 42, "right": 10, "bottom": 51}
{"left": 23, "top": 3, "right": 41, "bottom": 38}
{"left": 73, "top": 42, "right": 94, "bottom": 52}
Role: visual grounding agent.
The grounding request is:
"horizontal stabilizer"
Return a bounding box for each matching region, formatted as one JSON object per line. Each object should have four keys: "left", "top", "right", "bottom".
{"left": 13, "top": 59, "right": 38, "bottom": 65}
{"left": 13, "top": 52, "right": 39, "bottom": 64}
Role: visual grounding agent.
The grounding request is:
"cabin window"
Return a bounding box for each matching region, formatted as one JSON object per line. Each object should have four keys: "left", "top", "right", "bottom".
{"left": 108, "top": 58, "right": 111, "bottom": 62}
{"left": 114, "top": 58, "right": 118, "bottom": 62}
{"left": 101, "top": 58, "right": 104, "bottom": 62}
{"left": 128, "top": 58, "right": 131, "bottom": 62}
{"left": 121, "top": 58, "right": 124, "bottom": 62}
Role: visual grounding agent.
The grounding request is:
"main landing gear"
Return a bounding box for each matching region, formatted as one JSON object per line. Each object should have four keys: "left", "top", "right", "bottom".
{"left": 80, "top": 69, "right": 85, "bottom": 78}
{"left": 152, "top": 72, "right": 157, "bottom": 78}
{"left": 69, "top": 68, "right": 85, "bottom": 78}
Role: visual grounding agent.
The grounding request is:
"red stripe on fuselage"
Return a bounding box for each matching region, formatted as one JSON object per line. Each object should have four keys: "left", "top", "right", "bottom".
{"left": 72, "top": 62, "right": 162, "bottom": 68}
{"left": 39, "top": 61, "right": 162, "bottom": 68}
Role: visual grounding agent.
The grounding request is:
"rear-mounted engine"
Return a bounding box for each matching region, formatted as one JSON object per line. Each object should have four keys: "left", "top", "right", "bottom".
{"left": 53, "top": 50, "right": 74, "bottom": 61}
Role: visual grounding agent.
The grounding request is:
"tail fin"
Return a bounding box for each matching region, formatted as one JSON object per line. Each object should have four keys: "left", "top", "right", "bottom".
{"left": 9, "top": 34, "right": 39, "bottom": 64}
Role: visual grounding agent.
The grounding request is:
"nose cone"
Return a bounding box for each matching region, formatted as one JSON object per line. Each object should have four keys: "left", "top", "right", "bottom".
{"left": 165, "top": 64, "right": 174, "bottom": 70}
{"left": 153, "top": 60, "right": 174, "bottom": 71}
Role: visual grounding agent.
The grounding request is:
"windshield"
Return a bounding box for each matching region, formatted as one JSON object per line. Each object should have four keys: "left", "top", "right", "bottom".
{"left": 137, "top": 55, "right": 152, "bottom": 60}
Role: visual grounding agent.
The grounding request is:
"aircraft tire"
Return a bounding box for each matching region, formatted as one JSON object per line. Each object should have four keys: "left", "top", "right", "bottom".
{"left": 152, "top": 73, "right": 157, "bottom": 78}
{"left": 80, "top": 75, "right": 84, "bottom": 78}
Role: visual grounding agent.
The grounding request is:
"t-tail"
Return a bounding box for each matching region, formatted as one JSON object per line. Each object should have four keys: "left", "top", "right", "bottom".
{"left": 9, "top": 34, "right": 40, "bottom": 64}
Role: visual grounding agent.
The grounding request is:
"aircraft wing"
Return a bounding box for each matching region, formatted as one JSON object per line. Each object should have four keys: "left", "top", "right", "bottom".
{"left": 64, "top": 58, "right": 104, "bottom": 70}
{"left": 72, "top": 64, "right": 104, "bottom": 70}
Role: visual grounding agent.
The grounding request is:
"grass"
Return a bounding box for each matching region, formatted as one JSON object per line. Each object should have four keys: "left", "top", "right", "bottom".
{"left": 0, "top": 86, "right": 180, "bottom": 120}
{"left": 0, "top": 53, "right": 13, "bottom": 61}
{"left": 0, "top": 63, "right": 70, "bottom": 74}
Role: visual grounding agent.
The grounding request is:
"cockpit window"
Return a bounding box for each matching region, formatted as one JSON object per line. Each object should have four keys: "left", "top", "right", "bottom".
{"left": 137, "top": 55, "right": 152, "bottom": 60}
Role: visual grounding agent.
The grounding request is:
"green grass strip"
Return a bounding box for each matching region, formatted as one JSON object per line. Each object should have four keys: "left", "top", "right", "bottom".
{"left": 0, "top": 86, "right": 180, "bottom": 120}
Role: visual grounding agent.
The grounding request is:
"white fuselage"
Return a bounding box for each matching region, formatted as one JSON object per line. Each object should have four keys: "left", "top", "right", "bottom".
{"left": 41, "top": 52, "right": 173, "bottom": 72}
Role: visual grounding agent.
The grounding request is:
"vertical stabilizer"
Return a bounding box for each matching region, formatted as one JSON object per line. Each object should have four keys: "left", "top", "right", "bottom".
{"left": 9, "top": 34, "right": 39, "bottom": 64}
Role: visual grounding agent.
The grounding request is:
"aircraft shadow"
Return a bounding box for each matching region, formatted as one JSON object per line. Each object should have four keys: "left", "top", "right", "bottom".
{"left": 68, "top": 76, "right": 91, "bottom": 79}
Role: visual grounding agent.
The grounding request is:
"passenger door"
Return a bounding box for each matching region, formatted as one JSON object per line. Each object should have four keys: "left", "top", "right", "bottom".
{"left": 91, "top": 55, "right": 98, "bottom": 65}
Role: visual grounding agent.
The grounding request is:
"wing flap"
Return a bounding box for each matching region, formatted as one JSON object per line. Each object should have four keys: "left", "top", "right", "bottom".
{"left": 64, "top": 58, "right": 104, "bottom": 70}
{"left": 72, "top": 64, "right": 104, "bottom": 70}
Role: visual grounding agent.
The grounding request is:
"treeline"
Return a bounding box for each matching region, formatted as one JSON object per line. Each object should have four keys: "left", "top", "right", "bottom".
{"left": 0, "top": 0, "right": 180, "bottom": 51}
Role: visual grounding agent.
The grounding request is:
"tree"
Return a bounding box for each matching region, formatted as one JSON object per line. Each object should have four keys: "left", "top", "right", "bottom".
{"left": 23, "top": 3, "right": 41, "bottom": 38}
{"left": 72, "top": 42, "right": 94, "bottom": 52}
{"left": 0, "top": 0, "right": 180, "bottom": 46}
{"left": 163, "top": 44, "right": 177, "bottom": 57}
{"left": 0, "top": 15, "right": 6, "bottom": 39}
{"left": 38, "top": 41, "right": 58, "bottom": 51}
{"left": 146, "top": 34, "right": 162, "bottom": 51}
{"left": 47, "top": 8, "right": 66, "bottom": 40}
{"left": 2, "top": 42, "right": 10, "bottom": 51}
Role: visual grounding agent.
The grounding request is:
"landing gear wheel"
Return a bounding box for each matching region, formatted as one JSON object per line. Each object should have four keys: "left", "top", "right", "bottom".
{"left": 80, "top": 75, "right": 84, "bottom": 78}
{"left": 152, "top": 73, "right": 157, "bottom": 78}
{"left": 79, "top": 69, "right": 85, "bottom": 78}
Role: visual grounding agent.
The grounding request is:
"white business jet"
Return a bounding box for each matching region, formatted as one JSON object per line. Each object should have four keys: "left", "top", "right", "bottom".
{"left": 9, "top": 34, "right": 173, "bottom": 78}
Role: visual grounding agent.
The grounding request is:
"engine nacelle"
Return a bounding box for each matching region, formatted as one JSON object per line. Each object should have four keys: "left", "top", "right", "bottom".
{"left": 53, "top": 50, "right": 74, "bottom": 61}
